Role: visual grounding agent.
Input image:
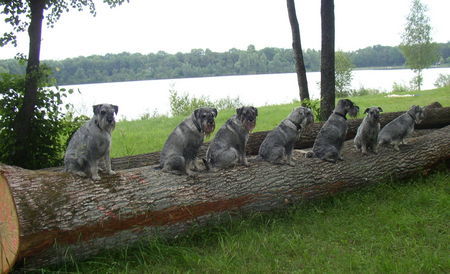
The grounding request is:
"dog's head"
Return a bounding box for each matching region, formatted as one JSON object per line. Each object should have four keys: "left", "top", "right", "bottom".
{"left": 93, "top": 104, "right": 118, "bottom": 132}
{"left": 336, "top": 99, "right": 359, "bottom": 118}
{"left": 363, "top": 106, "right": 383, "bottom": 122}
{"left": 236, "top": 106, "right": 258, "bottom": 132}
{"left": 288, "top": 106, "right": 314, "bottom": 129}
{"left": 408, "top": 105, "right": 425, "bottom": 124}
{"left": 194, "top": 107, "right": 217, "bottom": 136}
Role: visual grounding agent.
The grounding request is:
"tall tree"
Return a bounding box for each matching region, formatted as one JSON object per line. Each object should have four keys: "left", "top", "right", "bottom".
{"left": 335, "top": 51, "right": 354, "bottom": 97}
{"left": 320, "top": 0, "right": 335, "bottom": 120}
{"left": 0, "top": 0, "right": 129, "bottom": 167}
{"left": 400, "top": 0, "right": 439, "bottom": 91}
{"left": 286, "top": 0, "right": 309, "bottom": 102}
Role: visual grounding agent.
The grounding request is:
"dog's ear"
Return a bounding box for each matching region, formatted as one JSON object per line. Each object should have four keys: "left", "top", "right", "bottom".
{"left": 212, "top": 108, "right": 218, "bottom": 118}
{"left": 194, "top": 108, "right": 200, "bottom": 119}
{"left": 364, "top": 108, "right": 370, "bottom": 114}
{"left": 113, "top": 105, "right": 119, "bottom": 115}
{"left": 252, "top": 107, "right": 258, "bottom": 116}
{"left": 93, "top": 104, "right": 102, "bottom": 115}
{"left": 236, "top": 107, "right": 244, "bottom": 116}
{"left": 378, "top": 107, "right": 383, "bottom": 112}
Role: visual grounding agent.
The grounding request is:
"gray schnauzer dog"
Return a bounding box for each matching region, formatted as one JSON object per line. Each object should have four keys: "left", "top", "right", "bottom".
{"left": 205, "top": 106, "right": 258, "bottom": 171}
{"left": 259, "top": 107, "right": 314, "bottom": 165}
{"left": 160, "top": 107, "right": 217, "bottom": 175}
{"left": 378, "top": 105, "right": 424, "bottom": 151}
{"left": 354, "top": 106, "right": 383, "bottom": 155}
{"left": 64, "top": 104, "right": 118, "bottom": 180}
{"left": 307, "top": 99, "right": 359, "bottom": 163}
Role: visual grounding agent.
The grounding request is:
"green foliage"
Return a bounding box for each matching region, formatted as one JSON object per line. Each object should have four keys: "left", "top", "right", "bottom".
{"left": 335, "top": 51, "right": 354, "bottom": 97}
{"left": 0, "top": 70, "right": 84, "bottom": 169}
{"left": 168, "top": 89, "right": 243, "bottom": 117}
{"left": 400, "top": 0, "right": 440, "bottom": 90}
{"left": 392, "top": 82, "right": 413, "bottom": 93}
{"left": 297, "top": 98, "right": 322, "bottom": 121}
{"left": 350, "top": 87, "right": 381, "bottom": 97}
{"left": 434, "top": 73, "right": 450, "bottom": 88}
{"left": 349, "top": 45, "right": 405, "bottom": 68}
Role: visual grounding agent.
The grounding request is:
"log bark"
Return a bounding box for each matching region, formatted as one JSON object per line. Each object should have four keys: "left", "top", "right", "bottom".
{"left": 1, "top": 125, "right": 449, "bottom": 271}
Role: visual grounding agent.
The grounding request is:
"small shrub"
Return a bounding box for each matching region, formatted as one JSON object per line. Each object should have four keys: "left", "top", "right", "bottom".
{"left": 169, "top": 89, "right": 243, "bottom": 116}
{"left": 392, "top": 82, "right": 412, "bottom": 93}
{"left": 300, "top": 98, "right": 322, "bottom": 121}
{"left": 350, "top": 87, "right": 381, "bottom": 97}
{"left": 434, "top": 73, "right": 450, "bottom": 88}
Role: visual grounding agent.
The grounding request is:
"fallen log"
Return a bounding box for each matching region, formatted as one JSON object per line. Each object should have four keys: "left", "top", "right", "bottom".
{"left": 1, "top": 125, "right": 449, "bottom": 271}
{"left": 108, "top": 105, "right": 450, "bottom": 170}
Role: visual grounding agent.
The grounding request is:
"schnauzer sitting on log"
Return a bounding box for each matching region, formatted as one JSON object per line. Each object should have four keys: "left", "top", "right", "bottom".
{"left": 205, "top": 106, "right": 258, "bottom": 171}
{"left": 259, "top": 106, "right": 314, "bottom": 165}
{"left": 307, "top": 99, "right": 359, "bottom": 163}
{"left": 64, "top": 103, "right": 118, "bottom": 180}
{"left": 378, "top": 105, "right": 424, "bottom": 151}
{"left": 160, "top": 107, "right": 217, "bottom": 175}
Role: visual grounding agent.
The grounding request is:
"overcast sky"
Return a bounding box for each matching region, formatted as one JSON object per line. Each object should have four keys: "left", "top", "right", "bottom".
{"left": 0, "top": 0, "right": 449, "bottom": 60}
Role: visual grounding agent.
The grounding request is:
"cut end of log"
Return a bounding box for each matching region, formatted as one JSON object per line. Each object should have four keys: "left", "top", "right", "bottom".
{"left": 0, "top": 173, "right": 19, "bottom": 273}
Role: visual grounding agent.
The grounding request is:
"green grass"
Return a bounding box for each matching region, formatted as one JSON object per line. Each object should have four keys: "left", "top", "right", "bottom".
{"left": 42, "top": 168, "right": 449, "bottom": 273}
{"left": 111, "top": 86, "right": 450, "bottom": 158}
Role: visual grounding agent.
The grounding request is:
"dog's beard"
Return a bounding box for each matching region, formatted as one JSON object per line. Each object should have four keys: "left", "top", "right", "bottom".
{"left": 348, "top": 107, "right": 359, "bottom": 118}
{"left": 202, "top": 120, "right": 215, "bottom": 137}
{"left": 243, "top": 120, "right": 256, "bottom": 132}
{"left": 97, "top": 118, "right": 115, "bottom": 132}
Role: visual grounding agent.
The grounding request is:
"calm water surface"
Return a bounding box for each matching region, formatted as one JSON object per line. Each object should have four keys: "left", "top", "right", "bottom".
{"left": 62, "top": 67, "right": 450, "bottom": 120}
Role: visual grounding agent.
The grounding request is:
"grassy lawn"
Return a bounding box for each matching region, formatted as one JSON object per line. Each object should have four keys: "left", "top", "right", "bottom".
{"left": 36, "top": 86, "right": 449, "bottom": 273}
{"left": 111, "top": 86, "right": 450, "bottom": 158}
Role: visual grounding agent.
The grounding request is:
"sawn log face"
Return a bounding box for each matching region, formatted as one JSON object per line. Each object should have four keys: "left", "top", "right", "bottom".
{"left": 2, "top": 125, "right": 449, "bottom": 269}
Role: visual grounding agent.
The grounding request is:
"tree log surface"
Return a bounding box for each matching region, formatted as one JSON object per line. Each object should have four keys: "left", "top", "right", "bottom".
{"left": 1, "top": 124, "right": 449, "bottom": 270}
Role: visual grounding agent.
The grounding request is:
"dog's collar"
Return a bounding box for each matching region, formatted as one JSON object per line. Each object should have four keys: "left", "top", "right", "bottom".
{"left": 287, "top": 119, "right": 302, "bottom": 131}
{"left": 334, "top": 111, "right": 347, "bottom": 120}
{"left": 407, "top": 111, "right": 416, "bottom": 121}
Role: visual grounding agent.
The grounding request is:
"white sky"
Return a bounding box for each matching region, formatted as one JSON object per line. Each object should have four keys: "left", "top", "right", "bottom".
{"left": 0, "top": 0, "right": 449, "bottom": 60}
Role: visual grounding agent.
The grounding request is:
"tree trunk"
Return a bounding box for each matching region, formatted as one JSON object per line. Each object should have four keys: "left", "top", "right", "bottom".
{"left": 12, "top": 0, "right": 45, "bottom": 168}
{"left": 286, "top": 0, "right": 310, "bottom": 102}
{"left": 320, "top": 0, "right": 335, "bottom": 120}
{"left": 1, "top": 125, "right": 449, "bottom": 271}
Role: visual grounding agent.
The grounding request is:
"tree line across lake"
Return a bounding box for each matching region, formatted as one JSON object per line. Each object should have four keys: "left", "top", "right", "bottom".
{"left": 1, "top": 42, "right": 449, "bottom": 85}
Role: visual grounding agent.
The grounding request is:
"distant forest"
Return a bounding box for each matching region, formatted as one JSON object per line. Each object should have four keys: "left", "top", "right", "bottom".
{"left": 1, "top": 42, "right": 449, "bottom": 85}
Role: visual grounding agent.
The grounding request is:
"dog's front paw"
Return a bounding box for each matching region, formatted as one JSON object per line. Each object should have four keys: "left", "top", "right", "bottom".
{"left": 107, "top": 170, "right": 116, "bottom": 175}
{"left": 91, "top": 175, "right": 101, "bottom": 181}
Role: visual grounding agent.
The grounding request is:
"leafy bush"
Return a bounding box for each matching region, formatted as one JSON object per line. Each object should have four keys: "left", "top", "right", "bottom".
{"left": 392, "top": 82, "right": 412, "bottom": 93}
{"left": 0, "top": 68, "right": 83, "bottom": 169}
{"left": 350, "top": 87, "right": 381, "bottom": 97}
{"left": 295, "top": 98, "right": 322, "bottom": 121}
{"left": 169, "top": 89, "right": 244, "bottom": 116}
{"left": 434, "top": 73, "right": 450, "bottom": 88}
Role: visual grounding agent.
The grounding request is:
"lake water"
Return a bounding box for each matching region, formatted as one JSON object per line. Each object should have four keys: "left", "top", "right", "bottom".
{"left": 62, "top": 67, "right": 450, "bottom": 120}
